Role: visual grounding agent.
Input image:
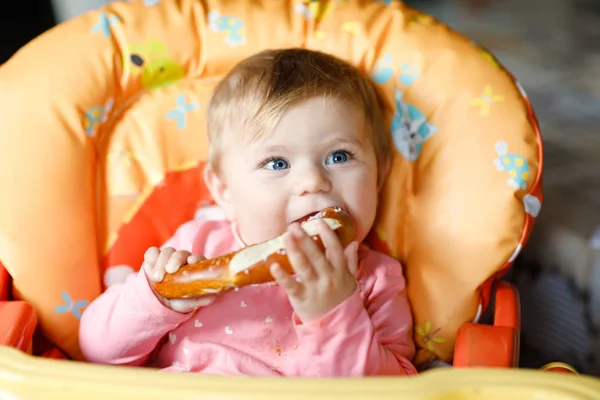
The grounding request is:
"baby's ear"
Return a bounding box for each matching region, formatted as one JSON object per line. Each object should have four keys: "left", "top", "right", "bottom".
{"left": 203, "top": 164, "right": 234, "bottom": 219}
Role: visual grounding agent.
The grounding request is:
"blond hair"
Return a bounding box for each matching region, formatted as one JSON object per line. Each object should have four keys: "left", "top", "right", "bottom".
{"left": 207, "top": 48, "right": 391, "bottom": 181}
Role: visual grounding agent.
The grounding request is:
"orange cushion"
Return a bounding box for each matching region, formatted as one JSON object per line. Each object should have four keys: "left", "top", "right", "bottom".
{"left": 0, "top": 0, "right": 541, "bottom": 363}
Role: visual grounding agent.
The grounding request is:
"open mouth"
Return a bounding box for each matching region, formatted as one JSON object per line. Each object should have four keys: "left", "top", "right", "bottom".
{"left": 229, "top": 208, "right": 345, "bottom": 276}
{"left": 293, "top": 207, "right": 344, "bottom": 225}
{"left": 294, "top": 211, "right": 320, "bottom": 224}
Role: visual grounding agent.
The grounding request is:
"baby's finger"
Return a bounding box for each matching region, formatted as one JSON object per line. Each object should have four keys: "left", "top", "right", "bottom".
{"left": 344, "top": 241, "right": 359, "bottom": 275}
{"left": 144, "top": 264, "right": 165, "bottom": 283}
{"left": 316, "top": 219, "right": 346, "bottom": 270}
{"left": 143, "top": 247, "right": 163, "bottom": 282}
{"left": 292, "top": 222, "right": 331, "bottom": 276}
{"left": 165, "top": 250, "right": 192, "bottom": 274}
{"left": 187, "top": 254, "right": 206, "bottom": 265}
{"left": 168, "top": 295, "right": 216, "bottom": 314}
{"left": 155, "top": 247, "right": 176, "bottom": 271}
{"left": 284, "top": 227, "right": 316, "bottom": 281}
{"left": 144, "top": 247, "right": 160, "bottom": 265}
{"left": 271, "top": 263, "right": 303, "bottom": 298}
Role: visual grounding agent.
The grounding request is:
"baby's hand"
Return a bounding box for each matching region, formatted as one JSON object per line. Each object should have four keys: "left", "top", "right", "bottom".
{"left": 143, "top": 247, "right": 216, "bottom": 313}
{"left": 270, "top": 220, "right": 359, "bottom": 324}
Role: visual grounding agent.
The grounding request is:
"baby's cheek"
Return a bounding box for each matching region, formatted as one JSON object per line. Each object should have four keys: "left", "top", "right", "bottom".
{"left": 349, "top": 191, "right": 378, "bottom": 243}
{"left": 233, "top": 193, "right": 288, "bottom": 244}
{"left": 238, "top": 217, "right": 287, "bottom": 245}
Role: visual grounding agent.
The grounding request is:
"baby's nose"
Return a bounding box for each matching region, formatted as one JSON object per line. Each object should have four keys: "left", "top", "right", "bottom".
{"left": 296, "top": 166, "right": 332, "bottom": 195}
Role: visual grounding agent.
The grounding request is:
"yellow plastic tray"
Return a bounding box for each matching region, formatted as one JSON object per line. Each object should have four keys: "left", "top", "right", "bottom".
{"left": 1, "top": 347, "right": 599, "bottom": 399}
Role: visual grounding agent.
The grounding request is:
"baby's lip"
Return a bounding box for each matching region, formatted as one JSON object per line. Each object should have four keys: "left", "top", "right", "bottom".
{"left": 292, "top": 211, "right": 320, "bottom": 225}
{"left": 291, "top": 207, "right": 345, "bottom": 225}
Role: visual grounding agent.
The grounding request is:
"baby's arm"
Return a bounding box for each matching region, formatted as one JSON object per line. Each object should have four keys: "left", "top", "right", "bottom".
{"left": 293, "top": 250, "right": 416, "bottom": 377}
{"left": 79, "top": 270, "right": 193, "bottom": 366}
{"left": 79, "top": 220, "right": 203, "bottom": 366}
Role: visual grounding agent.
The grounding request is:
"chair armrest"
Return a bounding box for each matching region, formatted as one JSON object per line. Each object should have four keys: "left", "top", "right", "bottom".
{"left": 493, "top": 281, "right": 520, "bottom": 331}
{"left": 453, "top": 322, "right": 518, "bottom": 368}
{"left": 0, "top": 301, "right": 38, "bottom": 353}
{"left": 453, "top": 281, "right": 520, "bottom": 368}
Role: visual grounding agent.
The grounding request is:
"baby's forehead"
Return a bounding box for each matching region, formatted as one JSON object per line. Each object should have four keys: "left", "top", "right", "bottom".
{"left": 236, "top": 126, "right": 370, "bottom": 153}
{"left": 221, "top": 96, "right": 368, "bottom": 145}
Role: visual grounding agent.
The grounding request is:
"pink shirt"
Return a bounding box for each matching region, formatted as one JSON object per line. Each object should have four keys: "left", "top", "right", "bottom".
{"left": 79, "top": 219, "right": 416, "bottom": 377}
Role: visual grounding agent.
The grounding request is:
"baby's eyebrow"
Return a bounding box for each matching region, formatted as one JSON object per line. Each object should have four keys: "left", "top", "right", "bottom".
{"left": 325, "top": 136, "right": 364, "bottom": 148}
{"left": 246, "top": 133, "right": 364, "bottom": 151}
{"left": 256, "top": 144, "right": 289, "bottom": 153}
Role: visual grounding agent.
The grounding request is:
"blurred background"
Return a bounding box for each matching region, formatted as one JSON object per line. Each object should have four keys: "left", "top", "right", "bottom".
{"left": 2, "top": 0, "right": 599, "bottom": 376}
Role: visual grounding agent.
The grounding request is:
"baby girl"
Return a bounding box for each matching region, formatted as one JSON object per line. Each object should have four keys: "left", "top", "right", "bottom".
{"left": 79, "top": 48, "right": 416, "bottom": 377}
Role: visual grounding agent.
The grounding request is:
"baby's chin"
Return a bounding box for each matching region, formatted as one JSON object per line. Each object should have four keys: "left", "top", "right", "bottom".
{"left": 236, "top": 225, "right": 288, "bottom": 247}
{"left": 238, "top": 213, "right": 313, "bottom": 245}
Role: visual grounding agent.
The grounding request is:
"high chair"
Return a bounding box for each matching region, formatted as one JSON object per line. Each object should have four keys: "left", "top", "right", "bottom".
{"left": 1, "top": 0, "right": 598, "bottom": 398}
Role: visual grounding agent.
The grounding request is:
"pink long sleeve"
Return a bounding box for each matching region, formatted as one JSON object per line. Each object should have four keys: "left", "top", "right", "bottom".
{"left": 79, "top": 220, "right": 210, "bottom": 366}
{"left": 291, "top": 248, "right": 416, "bottom": 377}
{"left": 79, "top": 270, "right": 192, "bottom": 366}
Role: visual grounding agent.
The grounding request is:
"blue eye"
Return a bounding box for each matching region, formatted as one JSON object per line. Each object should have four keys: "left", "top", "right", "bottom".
{"left": 327, "top": 151, "right": 350, "bottom": 164}
{"left": 264, "top": 158, "right": 289, "bottom": 170}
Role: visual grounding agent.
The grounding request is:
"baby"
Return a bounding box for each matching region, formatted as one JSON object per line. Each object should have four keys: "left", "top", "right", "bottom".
{"left": 79, "top": 48, "right": 416, "bottom": 377}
